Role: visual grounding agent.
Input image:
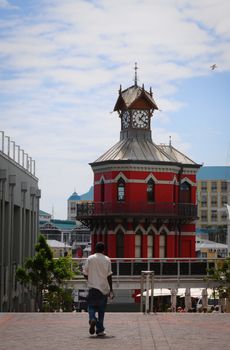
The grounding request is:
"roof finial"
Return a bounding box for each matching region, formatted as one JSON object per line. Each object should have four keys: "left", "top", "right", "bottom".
{"left": 169, "top": 135, "right": 172, "bottom": 149}
{"left": 134, "top": 62, "right": 138, "bottom": 86}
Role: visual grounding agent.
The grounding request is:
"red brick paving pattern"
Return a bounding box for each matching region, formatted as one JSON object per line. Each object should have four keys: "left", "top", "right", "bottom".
{"left": 0, "top": 313, "right": 230, "bottom": 350}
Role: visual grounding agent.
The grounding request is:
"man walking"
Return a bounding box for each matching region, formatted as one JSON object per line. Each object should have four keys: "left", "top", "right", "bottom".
{"left": 83, "top": 242, "right": 114, "bottom": 336}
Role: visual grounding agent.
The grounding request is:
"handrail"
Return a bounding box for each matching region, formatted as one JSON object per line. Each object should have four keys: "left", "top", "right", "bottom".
{"left": 76, "top": 202, "right": 197, "bottom": 218}
{"left": 67, "top": 257, "right": 221, "bottom": 278}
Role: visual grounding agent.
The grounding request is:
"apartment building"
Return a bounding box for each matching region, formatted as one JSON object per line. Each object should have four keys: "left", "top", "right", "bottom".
{"left": 0, "top": 131, "right": 40, "bottom": 311}
{"left": 196, "top": 166, "right": 230, "bottom": 242}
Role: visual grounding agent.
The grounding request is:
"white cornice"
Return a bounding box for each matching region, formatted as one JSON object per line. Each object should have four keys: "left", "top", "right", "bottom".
{"left": 92, "top": 163, "right": 198, "bottom": 175}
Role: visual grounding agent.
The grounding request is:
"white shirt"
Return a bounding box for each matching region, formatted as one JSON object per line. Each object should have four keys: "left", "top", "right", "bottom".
{"left": 83, "top": 253, "right": 112, "bottom": 295}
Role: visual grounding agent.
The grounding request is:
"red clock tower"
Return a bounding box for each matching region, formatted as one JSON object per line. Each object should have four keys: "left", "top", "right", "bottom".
{"left": 77, "top": 73, "right": 201, "bottom": 259}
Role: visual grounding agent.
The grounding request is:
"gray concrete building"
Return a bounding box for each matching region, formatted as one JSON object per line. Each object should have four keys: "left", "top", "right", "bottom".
{"left": 0, "top": 131, "right": 40, "bottom": 311}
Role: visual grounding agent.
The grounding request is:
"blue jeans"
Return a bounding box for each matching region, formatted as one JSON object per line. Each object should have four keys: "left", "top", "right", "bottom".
{"left": 88, "top": 294, "right": 108, "bottom": 334}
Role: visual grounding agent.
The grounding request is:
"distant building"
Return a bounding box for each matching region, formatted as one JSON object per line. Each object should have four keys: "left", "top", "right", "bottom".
{"left": 0, "top": 132, "right": 40, "bottom": 312}
{"left": 196, "top": 237, "right": 227, "bottom": 258}
{"left": 39, "top": 209, "right": 52, "bottom": 222}
{"left": 39, "top": 218, "right": 91, "bottom": 257}
{"left": 46, "top": 239, "right": 72, "bottom": 258}
{"left": 196, "top": 166, "right": 230, "bottom": 243}
{"left": 67, "top": 187, "right": 93, "bottom": 220}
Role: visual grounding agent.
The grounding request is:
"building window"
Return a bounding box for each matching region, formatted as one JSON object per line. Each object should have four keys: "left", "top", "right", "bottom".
{"left": 201, "top": 182, "right": 207, "bottom": 191}
{"left": 221, "top": 196, "right": 227, "bottom": 207}
{"left": 201, "top": 195, "right": 207, "bottom": 207}
{"left": 147, "top": 232, "right": 155, "bottom": 258}
{"left": 180, "top": 181, "right": 191, "bottom": 203}
{"left": 135, "top": 231, "right": 142, "bottom": 258}
{"left": 211, "top": 210, "right": 217, "bottom": 222}
{"left": 101, "top": 179, "right": 105, "bottom": 202}
{"left": 117, "top": 178, "right": 125, "bottom": 201}
{"left": 221, "top": 211, "right": 227, "bottom": 221}
{"left": 116, "top": 230, "right": 124, "bottom": 258}
{"left": 159, "top": 232, "right": 166, "bottom": 258}
{"left": 211, "top": 195, "right": 217, "bottom": 207}
{"left": 201, "top": 210, "right": 207, "bottom": 222}
{"left": 221, "top": 181, "right": 227, "bottom": 192}
{"left": 211, "top": 181, "right": 217, "bottom": 192}
{"left": 147, "top": 179, "right": 155, "bottom": 202}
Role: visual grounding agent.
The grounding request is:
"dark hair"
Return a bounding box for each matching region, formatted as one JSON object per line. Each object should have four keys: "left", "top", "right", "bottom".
{"left": 95, "top": 242, "right": 105, "bottom": 253}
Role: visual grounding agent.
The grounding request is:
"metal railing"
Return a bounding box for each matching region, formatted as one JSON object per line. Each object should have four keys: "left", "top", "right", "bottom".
{"left": 0, "top": 131, "right": 36, "bottom": 176}
{"left": 72, "top": 257, "right": 220, "bottom": 278}
{"left": 76, "top": 201, "right": 197, "bottom": 219}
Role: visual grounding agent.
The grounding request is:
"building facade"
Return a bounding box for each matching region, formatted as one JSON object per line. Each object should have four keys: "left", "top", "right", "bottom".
{"left": 67, "top": 188, "right": 93, "bottom": 220}
{"left": 39, "top": 217, "right": 91, "bottom": 257}
{"left": 0, "top": 132, "right": 40, "bottom": 311}
{"left": 196, "top": 166, "right": 230, "bottom": 243}
{"left": 77, "top": 80, "right": 201, "bottom": 258}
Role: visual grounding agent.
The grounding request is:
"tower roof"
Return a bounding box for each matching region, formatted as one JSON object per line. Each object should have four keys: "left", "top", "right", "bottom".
{"left": 92, "top": 139, "right": 198, "bottom": 166}
{"left": 68, "top": 191, "right": 81, "bottom": 201}
{"left": 114, "top": 84, "right": 158, "bottom": 111}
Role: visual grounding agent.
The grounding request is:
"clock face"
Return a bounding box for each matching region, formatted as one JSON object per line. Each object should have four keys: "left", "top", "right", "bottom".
{"left": 122, "top": 110, "right": 130, "bottom": 128}
{"left": 132, "top": 110, "right": 149, "bottom": 128}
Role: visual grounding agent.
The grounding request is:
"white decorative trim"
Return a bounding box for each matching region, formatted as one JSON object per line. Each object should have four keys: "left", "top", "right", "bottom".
{"left": 159, "top": 225, "right": 170, "bottom": 235}
{"left": 181, "top": 177, "right": 196, "bottom": 186}
{"left": 99, "top": 175, "right": 106, "bottom": 183}
{"left": 92, "top": 163, "right": 182, "bottom": 173}
{"left": 114, "top": 224, "right": 126, "bottom": 234}
{"left": 178, "top": 231, "right": 196, "bottom": 236}
{"left": 114, "top": 172, "right": 128, "bottom": 182}
{"left": 94, "top": 178, "right": 196, "bottom": 186}
{"left": 145, "top": 173, "right": 158, "bottom": 183}
{"left": 135, "top": 224, "right": 145, "bottom": 234}
{"left": 146, "top": 225, "right": 158, "bottom": 235}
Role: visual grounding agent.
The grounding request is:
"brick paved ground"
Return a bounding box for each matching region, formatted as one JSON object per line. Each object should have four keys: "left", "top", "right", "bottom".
{"left": 0, "top": 312, "right": 230, "bottom": 350}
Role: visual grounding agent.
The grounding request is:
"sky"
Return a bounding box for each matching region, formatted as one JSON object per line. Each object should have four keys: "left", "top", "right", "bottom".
{"left": 0, "top": 0, "right": 230, "bottom": 219}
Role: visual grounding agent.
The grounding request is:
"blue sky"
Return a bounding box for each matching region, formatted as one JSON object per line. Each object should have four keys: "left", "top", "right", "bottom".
{"left": 0, "top": 0, "right": 230, "bottom": 218}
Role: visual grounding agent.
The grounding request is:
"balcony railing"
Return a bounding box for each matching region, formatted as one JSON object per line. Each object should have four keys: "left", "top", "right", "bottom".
{"left": 77, "top": 201, "right": 197, "bottom": 219}
{"left": 70, "top": 257, "right": 219, "bottom": 277}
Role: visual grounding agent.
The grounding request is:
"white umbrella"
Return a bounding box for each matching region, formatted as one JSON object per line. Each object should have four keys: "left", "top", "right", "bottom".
{"left": 179, "top": 288, "right": 213, "bottom": 298}
{"left": 137, "top": 288, "right": 171, "bottom": 297}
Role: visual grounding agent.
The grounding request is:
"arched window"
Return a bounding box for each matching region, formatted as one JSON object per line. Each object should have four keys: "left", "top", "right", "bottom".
{"left": 147, "top": 231, "right": 155, "bottom": 258}
{"left": 116, "top": 230, "right": 124, "bottom": 258}
{"left": 135, "top": 230, "right": 142, "bottom": 258}
{"left": 117, "top": 178, "right": 125, "bottom": 201}
{"left": 147, "top": 179, "right": 155, "bottom": 202}
{"left": 159, "top": 231, "right": 167, "bottom": 258}
{"left": 180, "top": 181, "right": 191, "bottom": 203}
{"left": 101, "top": 179, "right": 105, "bottom": 202}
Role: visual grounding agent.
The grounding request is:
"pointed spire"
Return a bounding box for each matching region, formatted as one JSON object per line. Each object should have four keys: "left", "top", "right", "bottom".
{"left": 119, "top": 84, "right": 122, "bottom": 94}
{"left": 150, "top": 87, "right": 153, "bottom": 96}
{"left": 134, "top": 62, "right": 138, "bottom": 86}
{"left": 169, "top": 136, "right": 172, "bottom": 150}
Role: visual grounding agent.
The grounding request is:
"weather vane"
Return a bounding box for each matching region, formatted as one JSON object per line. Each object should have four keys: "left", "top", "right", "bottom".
{"left": 134, "top": 62, "right": 139, "bottom": 86}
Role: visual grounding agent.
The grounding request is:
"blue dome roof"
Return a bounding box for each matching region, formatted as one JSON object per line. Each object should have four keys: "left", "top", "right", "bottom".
{"left": 68, "top": 191, "right": 81, "bottom": 201}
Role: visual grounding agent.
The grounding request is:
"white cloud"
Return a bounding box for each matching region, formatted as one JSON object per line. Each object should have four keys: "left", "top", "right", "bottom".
{"left": 1, "top": 0, "right": 230, "bottom": 218}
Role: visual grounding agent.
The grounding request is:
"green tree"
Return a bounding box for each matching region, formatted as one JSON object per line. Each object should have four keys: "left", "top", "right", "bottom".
{"left": 208, "top": 256, "right": 230, "bottom": 311}
{"left": 16, "top": 235, "right": 78, "bottom": 311}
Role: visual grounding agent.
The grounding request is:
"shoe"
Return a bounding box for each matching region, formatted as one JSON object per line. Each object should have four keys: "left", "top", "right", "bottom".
{"left": 89, "top": 320, "right": 96, "bottom": 335}
{"left": 97, "top": 331, "right": 106, "bottom": 336}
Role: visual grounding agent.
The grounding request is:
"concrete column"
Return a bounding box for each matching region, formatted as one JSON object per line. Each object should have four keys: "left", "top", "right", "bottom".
{"left": 8, "top": 175, "right": 16, "bottom": 311}
{"left": 171, "top": 288, "right": 177, "bottom": 312}
{"left": 0, "top": 171, "right": 6, "bottom": 312}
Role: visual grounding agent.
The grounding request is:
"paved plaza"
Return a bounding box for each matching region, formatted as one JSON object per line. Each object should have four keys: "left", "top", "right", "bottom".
{"left": 0, "top": 312, "right": 230, "bottom": 350}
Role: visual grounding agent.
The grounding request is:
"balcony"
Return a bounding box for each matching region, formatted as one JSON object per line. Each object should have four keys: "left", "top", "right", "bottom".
{"left": 76, "top": 201, "right": 197, "bottom": 220}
